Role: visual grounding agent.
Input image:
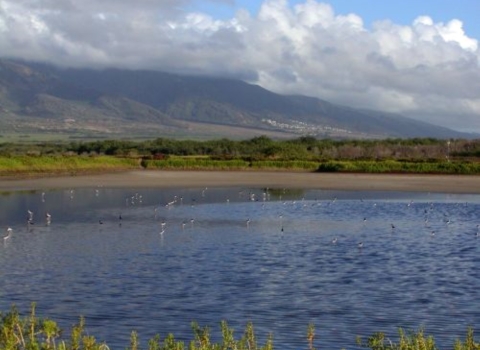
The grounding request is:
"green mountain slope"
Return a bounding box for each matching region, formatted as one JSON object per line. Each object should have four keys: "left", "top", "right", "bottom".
{"left": 0, "top": 59, "right": 474, "bottom": 140}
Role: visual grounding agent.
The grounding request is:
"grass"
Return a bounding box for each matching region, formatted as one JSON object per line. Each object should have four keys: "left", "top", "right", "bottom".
{"left": 1, "top": 304, "right": 276, "bottom": 350}
{"left": 1, "top": 304, "right": 480, "bottom": 350}
{"left": 142, "top": 157, "right": 250, "bottom": 170}
{"left": 142, "top": 155, "right": 322, "bottom": 171}
{"left": 250, "top": 160, "right": 319, "bottom": 171}
{"left": 0, "top": 155, "right": 140, "bottom": 176}
{"left": 142, "top": 158, "right": 319, "bottom": 171}
{"left": 1, "top": 155, "right": 480, "bottom": 177}
{"left": 356, "top": 327, "right": 480, "bottom": 350}
{"left": 317, "top": 160, "right": 480, "bottom": 174}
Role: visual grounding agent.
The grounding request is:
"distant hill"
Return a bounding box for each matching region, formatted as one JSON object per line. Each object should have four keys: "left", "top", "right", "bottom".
{"left": 0, "top": 59, "right": 475, "bottom": 140}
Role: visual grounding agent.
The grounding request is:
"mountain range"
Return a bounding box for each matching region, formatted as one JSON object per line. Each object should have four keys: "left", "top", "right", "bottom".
{"left": 0, "top": 59, "right": 474, "bottom": 140}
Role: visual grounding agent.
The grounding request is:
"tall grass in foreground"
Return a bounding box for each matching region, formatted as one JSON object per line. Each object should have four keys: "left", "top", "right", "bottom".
{"left": 2, "top": 304, "right": 480, "bottom": 350}
{"left": 0, "top": 156, "right": 139, "bottom": 176}
{"left": 356, "top": 327, "right": 480, "bottom": 350}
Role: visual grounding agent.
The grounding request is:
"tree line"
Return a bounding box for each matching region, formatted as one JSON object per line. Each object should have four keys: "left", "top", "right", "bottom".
{"left": 1, "top": 136, "right": 480, "bottom": 162}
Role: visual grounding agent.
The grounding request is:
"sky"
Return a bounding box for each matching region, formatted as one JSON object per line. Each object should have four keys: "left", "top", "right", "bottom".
{"left": 1, "top": 0, "right": 479, "bottom": 133}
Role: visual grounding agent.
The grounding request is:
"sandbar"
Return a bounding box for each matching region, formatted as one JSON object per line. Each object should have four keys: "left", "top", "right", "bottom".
{"left": 1, "top": 170, "right": 480, "bottom": 194}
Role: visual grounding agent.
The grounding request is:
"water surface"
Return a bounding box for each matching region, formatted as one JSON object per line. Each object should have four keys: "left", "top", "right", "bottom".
{"left": 1, "top": 187, "right": 479, "bottom": 349}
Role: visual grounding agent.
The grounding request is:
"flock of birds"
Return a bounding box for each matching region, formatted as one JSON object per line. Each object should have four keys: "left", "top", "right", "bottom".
{"left": 3, "top": 208, "right": 51, "bottom": 242}
{"left": 328, "top": 199, "right": 480, "bottom": 248}
{"left": 123, "top": 189, "right": 480, "bottom": 248}
{"left": 3, "top": 187, "right": 480, "bottom": 249}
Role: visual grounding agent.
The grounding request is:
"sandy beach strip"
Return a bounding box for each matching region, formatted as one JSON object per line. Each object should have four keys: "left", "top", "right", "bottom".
{"left": 1, "top": 170, "right": 480, "bottom": 194}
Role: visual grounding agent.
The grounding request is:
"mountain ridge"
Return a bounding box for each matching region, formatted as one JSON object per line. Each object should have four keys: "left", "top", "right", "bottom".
{"left": 0, "top": 59, "right": 475, "bottom": 140}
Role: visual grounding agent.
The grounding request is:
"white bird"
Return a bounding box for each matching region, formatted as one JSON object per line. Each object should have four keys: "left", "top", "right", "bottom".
{"left": 4, "top": 227, "right": 12, "bottom": 241}
{"left": 358, "top": 242, "right": 363, "bottom": 249}
{"left": 45, "top": 212, "right": 52, "bottom": 225}
{"left": 26, "top": 210, "right": 35, "bottom": 226}
{"left": 331, "top": 237, "right": 338, "bottom": 244}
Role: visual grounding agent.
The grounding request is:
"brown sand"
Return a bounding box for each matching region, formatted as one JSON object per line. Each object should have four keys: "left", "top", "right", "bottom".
{"left": 1, "top": 170, "right": 480, "bottom": 193}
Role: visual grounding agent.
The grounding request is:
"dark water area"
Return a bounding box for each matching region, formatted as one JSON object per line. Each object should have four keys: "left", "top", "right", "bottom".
{"left": 1, "top": 187, "right": 479, "bottom": 349}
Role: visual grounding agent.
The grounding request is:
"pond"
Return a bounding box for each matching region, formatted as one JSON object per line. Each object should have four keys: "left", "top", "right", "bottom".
{"left": 1, "top": 187, "right": 479, "bottom": 349}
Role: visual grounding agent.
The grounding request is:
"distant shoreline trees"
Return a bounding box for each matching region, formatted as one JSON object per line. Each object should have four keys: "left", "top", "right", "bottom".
{"left": 1, "top": 136, "right": 480, "bottom": 175}
{"left": 1, "top": 136, "right": 479, "bottom": 162}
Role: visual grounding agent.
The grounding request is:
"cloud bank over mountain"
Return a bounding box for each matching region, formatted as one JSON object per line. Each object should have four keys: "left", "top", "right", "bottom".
{"left": 1, "top": 0, "right": 479, "bottom": 132}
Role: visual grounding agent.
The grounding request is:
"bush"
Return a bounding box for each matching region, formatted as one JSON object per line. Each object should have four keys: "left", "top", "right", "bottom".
{"left": 1, "top": 305, "right": 480, "bottom": 349}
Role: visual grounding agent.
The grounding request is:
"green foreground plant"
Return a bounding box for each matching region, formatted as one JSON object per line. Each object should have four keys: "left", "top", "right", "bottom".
{"left": 1, "top": 304, "right": 480, "bottom": 350}
{"left": 356, "top": 327, "right": 480, "bottom": 350}
{"left": 0, "top": 304, "right": 276, "bottom": 350}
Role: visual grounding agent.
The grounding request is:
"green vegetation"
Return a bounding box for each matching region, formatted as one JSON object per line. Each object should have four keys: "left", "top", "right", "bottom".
{"left": 1, "top": 304, "right": 275, "bottom": 350}
{"left": 0, "top": 136, "right": 480, "bottom": 176}
{"left": 0, "top": 156, "right": 139, "bottom": 177}
{"left": 1, "top": 305, "right": 480, "bottom": 350}
{"left": 356, "top": 327, "right": 480, "bottom": 350}
{"left": 317, "top": 160, "right": 480, "bottom": 174}
{"left": 142, "top": 157, "right": 250, "bottom": 170}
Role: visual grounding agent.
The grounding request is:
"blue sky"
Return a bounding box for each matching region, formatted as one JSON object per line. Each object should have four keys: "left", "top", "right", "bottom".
{"left": 1, "top": 0, "right": 479, "bottom": 132}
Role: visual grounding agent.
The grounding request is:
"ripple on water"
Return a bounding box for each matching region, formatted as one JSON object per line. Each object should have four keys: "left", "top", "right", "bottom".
{"left": 1, "top": 188, "right": 480, "bottom": 349}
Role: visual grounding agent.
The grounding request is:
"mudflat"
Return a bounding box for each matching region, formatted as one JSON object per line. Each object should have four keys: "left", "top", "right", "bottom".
{"left": 1, "top": 170, "right": 480, "bottom": 194}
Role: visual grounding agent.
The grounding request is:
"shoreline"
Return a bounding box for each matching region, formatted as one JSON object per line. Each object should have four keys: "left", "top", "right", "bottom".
{"left": 1, "top": 170, "right": 480, "bottom": 194}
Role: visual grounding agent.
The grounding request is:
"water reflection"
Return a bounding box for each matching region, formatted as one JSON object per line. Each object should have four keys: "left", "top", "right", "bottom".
{"left": 0, "top": 187, "right": 480, "bottom": 349}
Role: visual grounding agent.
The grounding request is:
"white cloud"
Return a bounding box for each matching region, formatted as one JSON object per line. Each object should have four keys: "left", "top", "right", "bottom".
{"left": 411, "top": 16, "right": 478, "bottom": 51}
{"left": 0, "top": 0, "right": 479, "bottom": 132}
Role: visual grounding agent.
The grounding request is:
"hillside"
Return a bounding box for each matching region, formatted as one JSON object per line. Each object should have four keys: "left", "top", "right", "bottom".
{"left": 0, "top": 59, "right": 474, "bottom": 140}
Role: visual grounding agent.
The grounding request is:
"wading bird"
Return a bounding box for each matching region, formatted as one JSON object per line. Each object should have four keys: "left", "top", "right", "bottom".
{"left": 4, "top": 227, "right": 12, "bottom": 241}
{"left": 27, "top": 210, "right": 34, "bottom": 223}
{"left": 45, "top": 212, "right": 52, "bottom": 225}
